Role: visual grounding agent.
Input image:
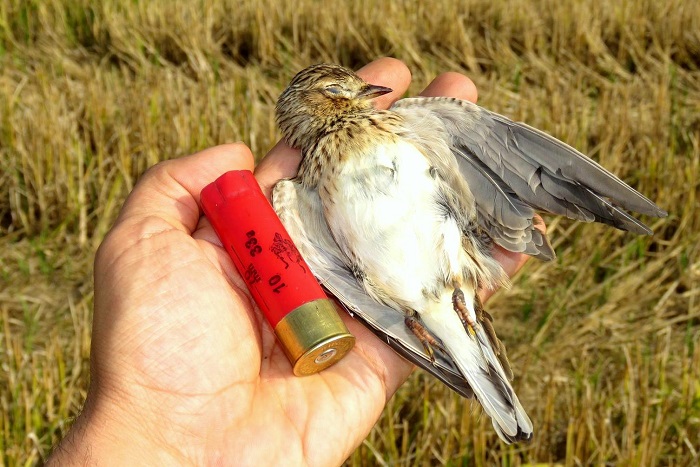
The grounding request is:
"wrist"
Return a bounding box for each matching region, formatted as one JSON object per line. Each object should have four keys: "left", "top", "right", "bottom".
{"left": 47, "top": 392, "right": 184, "bottom": 466}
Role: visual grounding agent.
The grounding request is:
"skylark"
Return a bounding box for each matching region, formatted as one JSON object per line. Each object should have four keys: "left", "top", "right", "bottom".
{"left": 271, "top": 63, "right": 666, "bottom": 443}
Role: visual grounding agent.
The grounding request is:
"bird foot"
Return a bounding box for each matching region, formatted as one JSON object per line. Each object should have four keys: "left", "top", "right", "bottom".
{"left": 405, "top": 315, "right": 446, "bottom": 363}
{"left": 452, "top": 286, "right": 480, "bottom": 340}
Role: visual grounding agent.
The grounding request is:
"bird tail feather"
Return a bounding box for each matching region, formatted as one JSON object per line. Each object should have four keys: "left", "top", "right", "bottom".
{"left": 420, "top": 304, "right": 533, "bottom": 444}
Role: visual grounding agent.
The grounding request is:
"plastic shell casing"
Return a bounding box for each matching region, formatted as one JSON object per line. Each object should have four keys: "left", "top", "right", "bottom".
{"left": 200, "top": 170, "right": 354, "bottom": 375}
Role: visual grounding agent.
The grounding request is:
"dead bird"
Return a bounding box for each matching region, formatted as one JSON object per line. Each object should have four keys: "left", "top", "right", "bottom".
{"left": 272, "top": 63, "right": 667, "bottom": 443}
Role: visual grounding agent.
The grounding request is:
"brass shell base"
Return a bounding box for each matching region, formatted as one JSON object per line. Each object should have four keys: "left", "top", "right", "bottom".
{"left": 275, "top": 299, "right": 355, "bottom": 376}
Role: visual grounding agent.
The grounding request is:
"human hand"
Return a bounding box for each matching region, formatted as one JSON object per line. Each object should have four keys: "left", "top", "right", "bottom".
{"left": 48, "top": 58, "right": 536, "bottom": 466}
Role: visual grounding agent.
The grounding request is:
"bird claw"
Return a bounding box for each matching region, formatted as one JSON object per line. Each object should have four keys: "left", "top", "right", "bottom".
{"left": 452, "top": 286, "right": 479, "bottom": 339}
{"left": 405, "top": 315, "right": 446, "bottom": 363}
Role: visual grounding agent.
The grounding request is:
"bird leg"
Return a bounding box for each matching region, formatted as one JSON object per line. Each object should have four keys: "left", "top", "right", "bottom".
{"left": 405, "top": 312, "right": 446, "bottom": 363}
{"left": 451, "top": 285, "right": 479, "bottom": 339}
{"left": 452, "top": 283, "right": 492, "bottom": 369}
{"left": 452, "top": 282, "right": 514, "bottom": 379}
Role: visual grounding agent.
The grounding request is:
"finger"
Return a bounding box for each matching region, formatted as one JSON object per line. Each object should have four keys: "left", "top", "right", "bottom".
{"left": 358, "top": 57, "right": 413, "bottom": 109}
{"left": 493, "top": 247, "right": 530, "bottom": 279}
{"left": 116, "top": 143, "right": 255, "bottom": 234}
{"left": 192, "top": 215, "right": 220, "bottom": 244}
{"left": 255, "top": 57, "right": 412, "bottom": 199}
{"left": 253, "top": 140, "right": 301, "bottom": 200}
{"left": 420, "top": 71, "right": 478, "bottom": 103}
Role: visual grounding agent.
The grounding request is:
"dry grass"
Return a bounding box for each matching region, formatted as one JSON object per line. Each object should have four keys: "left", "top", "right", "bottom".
{"left": 1, "top": 0, "right": 699, "bottom": 465}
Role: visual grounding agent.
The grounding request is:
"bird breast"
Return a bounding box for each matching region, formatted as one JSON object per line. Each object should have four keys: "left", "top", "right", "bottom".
{"left": 319, "top": 138, "right": 466, "bottom": 310}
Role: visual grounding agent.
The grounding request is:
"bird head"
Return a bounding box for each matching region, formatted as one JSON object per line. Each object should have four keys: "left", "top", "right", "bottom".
{"left": 275, "top": 64, "right": 392, "bottom": 149}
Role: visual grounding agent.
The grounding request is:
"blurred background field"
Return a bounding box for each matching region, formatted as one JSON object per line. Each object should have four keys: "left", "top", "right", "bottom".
{"left": 1, "top": 0, "right": 699, "bottom": 465}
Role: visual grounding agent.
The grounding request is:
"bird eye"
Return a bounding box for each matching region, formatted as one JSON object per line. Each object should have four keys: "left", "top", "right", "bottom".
{"left": 325, "top": 85, "right": 344, "bottom": 95}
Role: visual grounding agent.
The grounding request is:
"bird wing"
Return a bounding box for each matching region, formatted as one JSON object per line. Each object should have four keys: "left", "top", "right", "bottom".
{"left": 272, "top": 178, "right": 475, "bottom": 398}
{"left": 391, "top": 97, "right": 667, "bottom": 259}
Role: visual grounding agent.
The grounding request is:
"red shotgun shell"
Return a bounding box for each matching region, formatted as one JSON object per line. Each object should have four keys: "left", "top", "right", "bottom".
{"left": 200, "top": 170, "right": 354, "bottom": 375}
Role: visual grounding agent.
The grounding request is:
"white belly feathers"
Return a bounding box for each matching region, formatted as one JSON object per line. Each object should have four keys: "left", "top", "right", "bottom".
{"left": 321, "top": 140, "right": 464, "bottom": 311}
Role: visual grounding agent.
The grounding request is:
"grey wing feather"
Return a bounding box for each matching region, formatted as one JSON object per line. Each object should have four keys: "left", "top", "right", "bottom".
{"left": 392, "top": 97, "right": 667, "bottom": 258}
{"left": 452, "top": 144, "right": 555, "bottom": 260}
{"left": 272, "top": 179, "right": 475, "bottom": 398}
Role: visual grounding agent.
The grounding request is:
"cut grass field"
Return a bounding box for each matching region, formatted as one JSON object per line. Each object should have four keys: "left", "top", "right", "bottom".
{"left": 1, "top": 0, "right": 699, "bottom": 464}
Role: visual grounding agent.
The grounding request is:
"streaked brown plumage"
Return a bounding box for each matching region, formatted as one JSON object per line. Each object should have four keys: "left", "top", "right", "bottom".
{"left": 272, "top": 63, "right": 667, "bottom": 443}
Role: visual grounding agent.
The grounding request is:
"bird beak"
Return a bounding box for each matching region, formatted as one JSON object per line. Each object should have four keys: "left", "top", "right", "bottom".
{"left": 358, "top": 84, "right": 393, "bottom": 99}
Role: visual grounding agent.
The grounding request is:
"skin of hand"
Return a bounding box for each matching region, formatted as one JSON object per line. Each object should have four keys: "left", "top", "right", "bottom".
{"left": 47, "top": 58, "right": 538, "bottom": 466}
